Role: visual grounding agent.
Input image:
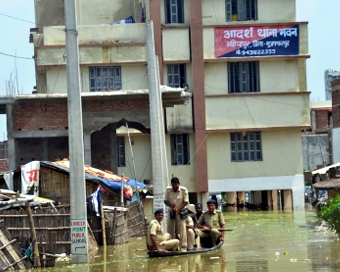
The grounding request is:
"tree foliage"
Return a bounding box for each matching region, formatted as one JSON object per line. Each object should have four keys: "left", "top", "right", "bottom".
{"left": 319, "top": 195, "right": 340, "bottom": 233}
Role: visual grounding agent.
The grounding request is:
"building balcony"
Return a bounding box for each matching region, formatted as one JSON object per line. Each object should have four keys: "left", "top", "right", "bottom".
{"left": 33, "top": 24, "right": 147, "bottom": 67}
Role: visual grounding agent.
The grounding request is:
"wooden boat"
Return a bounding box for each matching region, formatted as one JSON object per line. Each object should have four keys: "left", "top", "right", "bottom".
{"left": 147, "top": 239, "right": 223, "bottom": 258}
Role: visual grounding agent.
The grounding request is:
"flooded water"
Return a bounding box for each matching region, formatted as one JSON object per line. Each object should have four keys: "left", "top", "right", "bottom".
{"left": 24, "top": 210, "right": 340, "bottom": 272}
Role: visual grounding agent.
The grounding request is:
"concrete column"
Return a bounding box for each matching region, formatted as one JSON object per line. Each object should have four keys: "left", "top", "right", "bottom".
{"left": 64, "top": 0, "right": 88, "bottom": 263}
{"left": 283, "top": 190, "right": 293, "bottom": 210}
{"left": 110, "top": 124, "right": 117, "bottom": 174}
{"left": 6, "top": 104, "right": 16, "bottom": 169}
{"left": 254, "top": 191, "right": 262, "bottom": 205}
{"left": 200, "top": 192, "right": 209, "bottom": 210}
{"left": 271, "top": 190, "right": 278, "bottom": 211}
{"left": 146, "top": 21, "right": 168, "bottom": 231}
{"left": 190, "top": 0, "right": 208, "bottom": 192}
{"left": 237, "top": 191, "right": 246, "bottom": 211}
{"left": 83, "top": 132, "right": 92, "bottom": 166}
{"left": 227, "top": 192, "right": 237, "bottom": 212}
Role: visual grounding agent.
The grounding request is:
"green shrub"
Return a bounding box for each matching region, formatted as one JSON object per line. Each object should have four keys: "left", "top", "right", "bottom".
{"left": 319, "top": 195, "right": 340, "bottom": 233}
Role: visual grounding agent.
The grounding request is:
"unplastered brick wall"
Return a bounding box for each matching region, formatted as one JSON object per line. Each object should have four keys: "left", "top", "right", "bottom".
{"left": 332, "top": 78, "right": 340, "bottom": 128}
{"left": 314, "top": 109, "right": 331, "bottom": 130}
{"left": 88, "top": 99, "right": 149, "bottom": 112}
{"left": 13, "top": 101, "right": 68, "bottom": 131}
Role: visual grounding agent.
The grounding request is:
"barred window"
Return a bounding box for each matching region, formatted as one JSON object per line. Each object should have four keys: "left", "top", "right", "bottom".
{"left": 226, "top": 0, "right": 257, "bottom": 21}
{"left": 117, "top": 136, "right": 125, "bottom": 167}
{"left": 89, "top": 66, "right": 121, "bottom": 92}
{"left": 165, "top": 0, "right": 184, "bottom": 24}
{"left": 167, "top": 64, "right": 186, "bottom": 88}
{"left": 231, "top": 132, "right": 262, "bottom": 162}
{"left": 171, "top": 134, "right": 190, "bottom": 165}
{"left": 228, "top": 62, "right": 259, "bottom": 93}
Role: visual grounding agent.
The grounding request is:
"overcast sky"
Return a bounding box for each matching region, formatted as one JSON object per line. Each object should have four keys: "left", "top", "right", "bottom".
{"left": 0, "top": 0, "right": 339, "bottom": 140}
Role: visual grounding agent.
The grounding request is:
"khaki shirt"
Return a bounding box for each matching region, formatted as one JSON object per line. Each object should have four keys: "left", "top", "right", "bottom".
{"left": 147, "top": 219, "right": 165, "bottom": 247}
{"left": 197, "top": 210, "right": 225, "bottom": 229}
{"left": 185, "top": 215, "right": 194, "bottom": 227}
{"left": 164, "top": 186, "right": 189, "bottom": 210}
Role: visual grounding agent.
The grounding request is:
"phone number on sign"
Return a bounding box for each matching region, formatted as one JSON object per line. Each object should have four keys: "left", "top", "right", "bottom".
{"left": 236, "top": 49, "right": 276, "bottom": 56}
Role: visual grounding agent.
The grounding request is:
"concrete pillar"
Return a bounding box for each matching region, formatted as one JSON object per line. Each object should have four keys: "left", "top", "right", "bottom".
{"left": 146, "top": 21, "right": 168, "bottom": 231}
{"left": 254, "top": 191, "right": 261, "bottom": 206}
{"left": 64, "top": 0, "right": 88, "bottom": 263}
{"left": 6, "top": 104, "right": 16, "bottom": 169}
{"left": 200, "top": 192, "right": 209, "bottom": 210}
{"left": 83, "top": 132, "right": 92, "bottom": 166}
{"left": 272, "top": 190, "right": 278, "bottom": 211}
{"left": 227, "top": 192, "right": 237, "bottom": 212}
{"left": 190, "top": 0, "right": 208, "bottom": 192}
{"left": 237, "top": 191, "right": 246, "bottom": 211}
{"left": 110, "top": 124, "right": 117, "bottom": 174}
{"left": 283, "top": 190, "right": 293, "bottom": 210}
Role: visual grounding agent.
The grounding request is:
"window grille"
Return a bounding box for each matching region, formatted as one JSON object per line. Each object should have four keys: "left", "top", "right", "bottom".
{"left": 167, "top": 64, "right": 186, "bottom": 88}
{"left": 89, "top": 66, "right": 121, "bottom": 92}
{"left": 117, "top": 136, "right": 126, "bottom": 167}
{"left": 165, "top": 0, "right": 184, "bottom": 24}
{"left": 226, "top": 0, "right": 257, "bottom": 21}
{"left": 171, "top": 134, "right": 190, "bottom": 165}
{"left": 228, "top": 62, "right": 259, "bottom": 93}
{"left": 231, "top": 132, "right": 262, "bottom": 162}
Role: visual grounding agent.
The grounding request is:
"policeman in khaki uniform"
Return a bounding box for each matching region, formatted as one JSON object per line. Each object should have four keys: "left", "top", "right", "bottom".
{"left": 196, "top": 199, "right": 225, "bottom": 247}
{"left": 147, "top": 209, "right": 179, "bottom": 252}
{"left": 164, "top": 177, "right": 189, "bottom": 252}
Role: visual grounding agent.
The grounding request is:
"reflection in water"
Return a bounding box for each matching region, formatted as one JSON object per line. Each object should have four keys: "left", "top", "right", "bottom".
{"left": 25, "top": 211, "right": 340, "bottom": 272}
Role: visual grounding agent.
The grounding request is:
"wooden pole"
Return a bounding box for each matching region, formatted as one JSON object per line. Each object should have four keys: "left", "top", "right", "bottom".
{"left": 101, "top": 199, "right": 106, "bottom": 247}
{"left": 25, "top": 202, "right": 41, "bottom": 268}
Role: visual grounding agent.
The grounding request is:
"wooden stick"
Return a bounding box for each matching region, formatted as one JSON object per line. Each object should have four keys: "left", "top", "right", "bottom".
{"left": 0, "top": 239, "right": 16, "bottom": 250}
{"left": 101, "top": 199, "right": 107, "bottom": 247}
{"left": 2, "top": 255, "right": 28, "bottom": 271}
{"left": 25, "top": 202, "right": 41, "bottom": 268}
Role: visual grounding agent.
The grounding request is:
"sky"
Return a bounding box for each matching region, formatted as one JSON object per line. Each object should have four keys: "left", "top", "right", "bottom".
{"left": 0, "top": 0, "right": 339, "bottom": 140}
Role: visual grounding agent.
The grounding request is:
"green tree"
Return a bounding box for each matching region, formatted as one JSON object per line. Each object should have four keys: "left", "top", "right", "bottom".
{"left": 319, "top": 195, "right": 340, "bottom": 236}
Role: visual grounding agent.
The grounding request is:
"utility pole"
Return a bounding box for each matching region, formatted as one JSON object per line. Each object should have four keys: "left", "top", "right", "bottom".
{"left": 146, "top": 21, "right": 168, "bottom": 231}
{"left": 64, "top": 0, "right": 89, "bottom": 263}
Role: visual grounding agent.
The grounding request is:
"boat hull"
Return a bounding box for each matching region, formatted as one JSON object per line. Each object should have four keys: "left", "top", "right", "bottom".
{"left": 147, "top": 241, "right": 223, "bottom": 257}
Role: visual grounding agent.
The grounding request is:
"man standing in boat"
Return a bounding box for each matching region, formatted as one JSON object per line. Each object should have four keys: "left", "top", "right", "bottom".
{"left": 147, "top": 209, "right": 179, "bottom": 252}
{"left": 164, "top": 177, "right": 189, "bottom": 252}
{"left": 196, "top": 199, "right": 225, "bottom": 247}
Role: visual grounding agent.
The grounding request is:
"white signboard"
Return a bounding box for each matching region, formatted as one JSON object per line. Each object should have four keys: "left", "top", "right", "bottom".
{"left": 70, "top": 219, "right": 88, "bottom": 255}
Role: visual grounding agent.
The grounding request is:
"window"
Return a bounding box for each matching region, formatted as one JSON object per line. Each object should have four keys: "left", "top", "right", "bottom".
{"left": 117, "top": 136, "right": 125, "bottom": 167}
{"left": 167, "top": 64, "right": 186, "bottom": 88}
{"left": 228, "top": 61, "right": 259, "bottom": 93}
{"left": 226, "top": 0, "right": 257, "bottom": 21}
{"left": 171, "top": 134, "right": 190, "bottom": 165}
{"left": 89, "top": 66, "right": 121, "bottom": 92}
{"left": 165, "top": 0, "right": 184, "bottom": 24}
{"left": 231, "top": 132, "right": 262, "bottom": 162}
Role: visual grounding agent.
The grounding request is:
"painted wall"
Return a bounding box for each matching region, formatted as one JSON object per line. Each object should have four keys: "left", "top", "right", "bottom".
{"left": 301, "top": 135, "right": 329, "bottom": 171}
{"left": 332, "top": 128, "right": 340, "bottom": 164}
{"left": 116, "top": 133, "right": 198, "bottom": 192}
{"left": 206, "top": 130, "right": 304, "bottom": 179}
{"left": 43, "top": 24, "right": 146, "bottom": 46}
{"left": 77, "top": 0, "right": 142, "bottom": 25}
{"left": 205, "top": 93, "right": 310, "bottom": 130}
{"left": 204, "top": 59, "right": 304, "bottom": 96}
{"left": 165, "top": 100, "right": 194, "bottom": 133}
{"left": 162, "top": 28, "right": 190, "bottom": 61}
{"left": 46, "top": 64, "right": 148, "bottom": 93}
{"left": 202, "top": 0, "right": 295, "bottom": 25}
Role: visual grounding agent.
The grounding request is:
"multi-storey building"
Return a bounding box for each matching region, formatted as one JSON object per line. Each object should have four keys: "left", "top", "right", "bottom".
{"left": 1, "top": 0, "right": 310, "bottom": 210}
{"left": 331, "top": 78, "right": 340, "bottom": 164}
{"left": 325, "top": 69, "right": 340, "bottom": 100}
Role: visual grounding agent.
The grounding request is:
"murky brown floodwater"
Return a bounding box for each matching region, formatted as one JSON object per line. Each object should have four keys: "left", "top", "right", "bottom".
{"left": 23, "top": 210, "right": 340, "bottom": 272}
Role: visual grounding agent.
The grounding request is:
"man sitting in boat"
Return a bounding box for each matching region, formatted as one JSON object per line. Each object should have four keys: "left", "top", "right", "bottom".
{"left": 191, "top": 203, "right": 203, "bottom": 228}
{"left": 147, "top": 209, "right": 179, "bottom": 252}
{"left": 196, "top": 199, "right": 225, "bottom": 247}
